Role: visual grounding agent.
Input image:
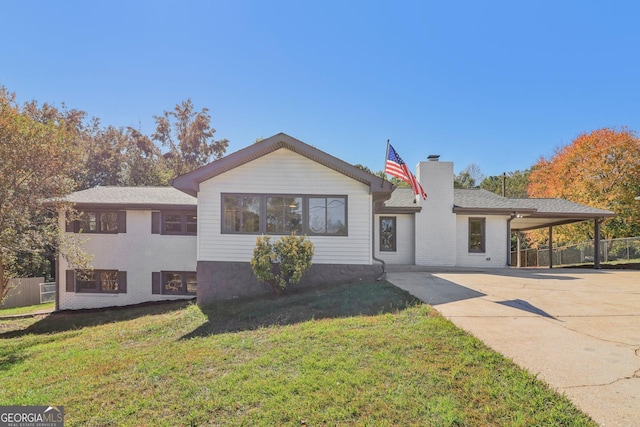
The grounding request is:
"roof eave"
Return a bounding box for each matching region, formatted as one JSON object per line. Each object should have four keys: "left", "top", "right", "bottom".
{"left": 378, "top": 206, "right": 422, "bottom": 214}
{"left": 68, "top": 203, "right": 197, "bottom": 211}
{"left": 170, "top": 180, "right": 199, "bottom": 197}
{"left": 525, "top": 211, "right": 616, "bottom": 219}
{"left": 172, "top": 133, "right": 395, "bottom": 197}
{"left": 453, "top": 207, "right": 537, "bottom": 215}
{"left": 513, "top": 217, "right": 610, "bottom": 232}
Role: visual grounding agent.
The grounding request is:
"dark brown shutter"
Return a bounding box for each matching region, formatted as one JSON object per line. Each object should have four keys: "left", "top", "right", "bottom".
{"left": 152, "top": 212, "right": 161, "bottom": 234}
{"left": 66, "top": 270, "right": 75, "bottom": 292}
{"left": 117, "top": 211, "right": 127, "bottom": 233}
{"left": 152, "top": 272, "right": 161, "bottom": 294}
{"left": 65, "top": 219, "right": 76, "bottom": 233}
{"left": 117, "top": 271, "right": 127, "bottom": 293}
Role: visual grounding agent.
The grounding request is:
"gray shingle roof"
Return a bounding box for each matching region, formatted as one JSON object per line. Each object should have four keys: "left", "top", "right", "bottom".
{"left": 56, "top": 187, "right": 196, "bottom": 208}
{"left": 450, "top": 188, "right": 613, "bottom": 216}
{"left": 384, "top": 188, "right": 420, "bottom": 207}
{"left": 505, "top": 197, "right": 614, "bottom": 215}
{"left": 379, "top": 188, "right": 421, "bottom": 213}
{"left": 386, "top": 188, "right": 614, "bottom": 217}
{"left": 453, "top": 189, "right": 533, "bottom": 211}
{"left": 452, "top": 189, "right": 614, "bottom": 230}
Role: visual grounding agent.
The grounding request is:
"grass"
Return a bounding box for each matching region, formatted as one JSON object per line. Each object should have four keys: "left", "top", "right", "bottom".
{"left": 0, "top": 301, "right": 55, "bottom": 317}
{"left": 0, "top": 281, "right": 596, "bottom": 426}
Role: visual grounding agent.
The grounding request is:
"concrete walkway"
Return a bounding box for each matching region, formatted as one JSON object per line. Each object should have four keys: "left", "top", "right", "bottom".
{"left": 386, "top": 266, "right": 640, "bottom": 427}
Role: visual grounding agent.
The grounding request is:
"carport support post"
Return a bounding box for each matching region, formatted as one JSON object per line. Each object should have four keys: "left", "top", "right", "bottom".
{"left": 549, "top": 226, "right": 553, "bottom": 269}
{"left": 507, "top": 215, "right": 513, "bottom": 266}
{"left": 516, "top": 232, "right": 522, "bottom": 268}
{"left": 594, "top": 218, "right": 601, "bottom": 269}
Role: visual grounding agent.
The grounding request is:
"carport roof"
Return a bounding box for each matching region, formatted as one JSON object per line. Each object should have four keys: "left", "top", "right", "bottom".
{"left": 454, "top": 189, "right": 615, "bottom": 230}
{"left": 386, "top": 188, "right": 615, "bottom": 231}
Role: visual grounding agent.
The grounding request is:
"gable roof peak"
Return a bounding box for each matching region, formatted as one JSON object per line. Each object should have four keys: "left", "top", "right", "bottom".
{"left": 172, "top": 132, "right": 394, "bottom": 198}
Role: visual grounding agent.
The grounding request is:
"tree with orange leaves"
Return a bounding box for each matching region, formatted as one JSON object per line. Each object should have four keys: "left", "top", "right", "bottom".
{"left": 528, "top": 127, "right": 640, "bottom": 244}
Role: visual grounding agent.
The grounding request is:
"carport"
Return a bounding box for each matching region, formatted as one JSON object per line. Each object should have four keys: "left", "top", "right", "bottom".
{"left": 453, "top": 190, "right": 616, "bottom": 269}
{"left": 507, "top": 198, "right": 616, "bottom": 268}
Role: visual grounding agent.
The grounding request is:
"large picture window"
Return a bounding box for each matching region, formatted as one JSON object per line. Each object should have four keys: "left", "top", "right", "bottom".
{"left": 222, "top": 194, "right": 347, "bottom": 236}
{"left": 308, "top": 197, "right": 346, "bottom": 235}
{"left": 223, "top": 195, "right": 260, "bottom": 233}
{"left": 468, "top": 218, "right": 486, "bottom": 253}
{"left": 380, "top": 216, "right": 397, "bottom": 252}
{"left": 266, "top": 196, "right": 302, "bottom": 234}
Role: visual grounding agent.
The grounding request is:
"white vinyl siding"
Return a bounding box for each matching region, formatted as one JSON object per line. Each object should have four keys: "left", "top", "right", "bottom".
{"left": 198, "top": 149, "right": 372, "bottom": 264}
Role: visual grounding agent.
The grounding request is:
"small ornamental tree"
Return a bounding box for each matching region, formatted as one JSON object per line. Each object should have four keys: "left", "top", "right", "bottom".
{"left": 250, "top": 233, "right": 314, "bottom": 294}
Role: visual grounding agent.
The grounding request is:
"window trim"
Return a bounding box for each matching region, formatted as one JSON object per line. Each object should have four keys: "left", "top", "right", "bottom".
{"left": 71, "top": 269, "right": 126, "bottom": 294}
{"left": 468, "top": 217, "right": 486, "bottom": 253}
{"left": 266, "top": 195, "right": 303, "bottom": 235}
{"left": 306, "top": 196, "right": 348, "bottom": 236}
{"left": 222, "top": 194, "right": 262, "bottom": 234}
{"left": 221, "top": 193, "right": 348, "bottom": 236}
{"left": 379, "top": 216, "right": 397, "bottom": 252}
{"left": 160, "top": 271, "right": 197, "bottom": 296}
{"left": 68, "top": 210, "right": 126, "bottom": 234}
{"left": 162, "top": 211, "right": 197, "bottom": 235}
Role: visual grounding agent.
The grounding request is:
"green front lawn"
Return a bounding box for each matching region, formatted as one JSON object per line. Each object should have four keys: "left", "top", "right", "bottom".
{"left": 0, "top": 301, "right": 55, "bottom": 317}
{"left": 0, "top": 281, "right": 595, "bottom": 426}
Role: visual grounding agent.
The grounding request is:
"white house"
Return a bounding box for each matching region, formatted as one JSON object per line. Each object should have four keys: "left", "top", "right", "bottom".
{"left": 54, "top": 133, "right": 615, "bottom": 310}
{"left": 57, "top": 187, "right": 198, "bottom": 310}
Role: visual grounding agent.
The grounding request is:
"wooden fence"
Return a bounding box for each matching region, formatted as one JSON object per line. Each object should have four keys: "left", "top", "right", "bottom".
{"left": 0, "top": 277, "right": 46, "bottom": 309}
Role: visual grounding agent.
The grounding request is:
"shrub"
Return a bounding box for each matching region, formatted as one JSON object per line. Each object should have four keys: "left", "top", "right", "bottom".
{"left": 250, "top": 233, "right": 314, "bottom": 294}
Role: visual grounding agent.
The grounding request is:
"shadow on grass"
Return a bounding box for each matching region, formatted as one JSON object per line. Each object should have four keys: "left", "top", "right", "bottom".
{"left": 181, "top": 281, "right": 421, "bottom": 339}
{"left": 0, "top": 299, "right": 195, "bottom": 339}
{"left": 0, "top": 352, "right": 27, "bottom": 372}
{"left": 0, "top": 282, "right": 421, "bottom": 340}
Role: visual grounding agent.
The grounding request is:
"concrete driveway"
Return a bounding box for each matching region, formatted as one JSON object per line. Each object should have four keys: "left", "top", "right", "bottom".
{"left": 387, "top": 267, "right": 640, "bottom": 427}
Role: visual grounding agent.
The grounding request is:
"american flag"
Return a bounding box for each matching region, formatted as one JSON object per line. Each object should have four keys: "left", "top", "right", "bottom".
{"left": 385, "top": 143, "right": 427, "bottom": 200}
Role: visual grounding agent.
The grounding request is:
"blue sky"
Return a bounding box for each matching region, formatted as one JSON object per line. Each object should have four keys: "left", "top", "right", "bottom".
{"left": 2, "top": 1, "right": 639, "bottom": 177}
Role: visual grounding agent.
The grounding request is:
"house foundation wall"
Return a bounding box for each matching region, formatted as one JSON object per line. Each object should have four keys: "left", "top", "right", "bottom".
{"left": 197, "top": 261, "right": 382, "bottom": 304}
